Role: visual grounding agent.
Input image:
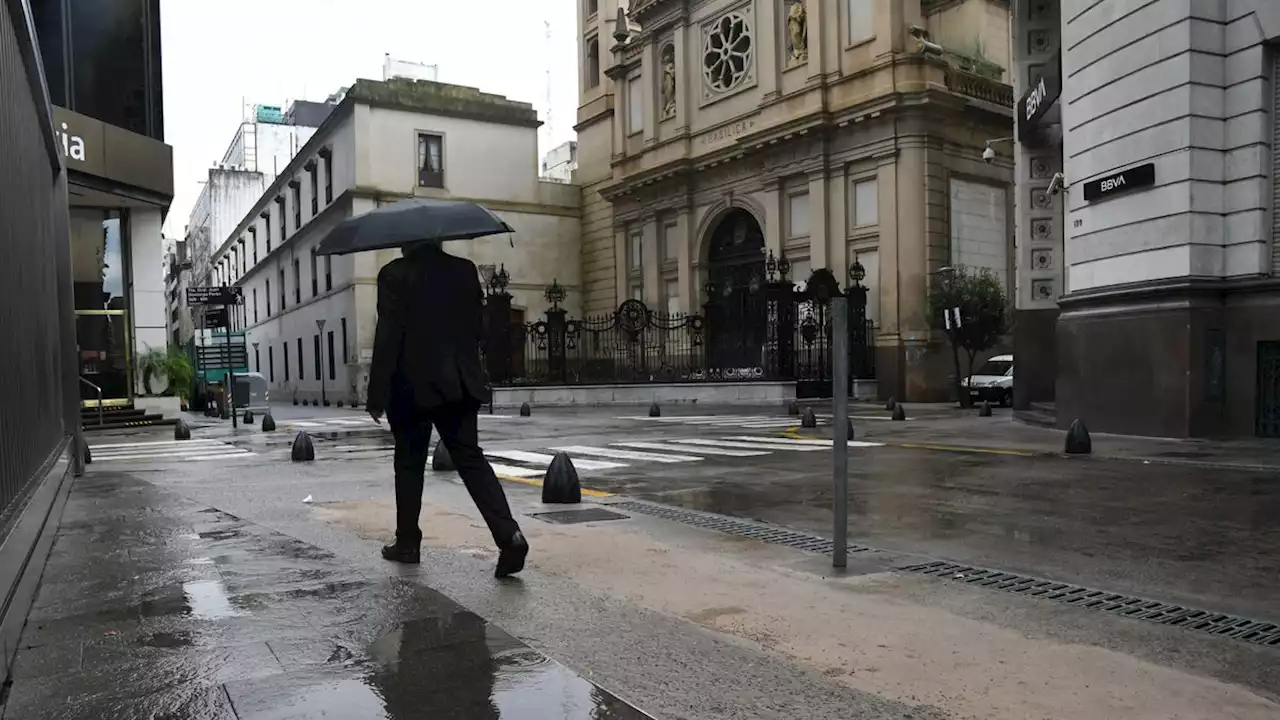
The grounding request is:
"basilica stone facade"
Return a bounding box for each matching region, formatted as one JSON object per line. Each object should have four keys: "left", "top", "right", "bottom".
{"left": 575, "top": 0, "right": 1016, "bottom": 400}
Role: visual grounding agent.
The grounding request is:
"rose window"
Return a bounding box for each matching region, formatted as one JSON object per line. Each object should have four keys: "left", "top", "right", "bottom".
{"left": 702, "top": 12, "right": 753, "bottom": 93}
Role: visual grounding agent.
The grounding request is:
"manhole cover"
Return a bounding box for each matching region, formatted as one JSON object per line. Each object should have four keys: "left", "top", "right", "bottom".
{"left": 530, "top": 508, "right": 629, "bottom": 524}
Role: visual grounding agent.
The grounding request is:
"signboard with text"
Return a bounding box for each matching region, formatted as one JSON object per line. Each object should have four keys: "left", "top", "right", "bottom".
{"left": 1017, "top": 52, "right": 1062, "bottom": 142}
{"left": 1082, "top": 163, "right": 1155, "bottom": 202}
{"left": 186, "top": 286, "right": 243, "bottom": 306}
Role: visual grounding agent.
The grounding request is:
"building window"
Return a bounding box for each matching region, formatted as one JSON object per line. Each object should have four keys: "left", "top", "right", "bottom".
{"left": 310, "top": 249, "right": 319, "bottom": 297}
{"left": 585, "top": 37, "right": 600, "bottom": 90}
{"left": 293, "top": 258, "right": 301, "bottom": 304}
{"left": 313, "top": 334, "right": 322, "bottom": 382}
{"left": 268, "top": 346, "right": 274, "bottom": 382}
{"left": 628, "top": 228, "right": 643, "bottom": 299}
{"left": 254, "top": 344, "right": 260, "bottom": 373}
{"left": 279, "top": 267, "right": 286, "bottom": 310}
{"left": 324, "top": 255, "right": 333, "bottom": 291}
{"left": 283, "top": 342, "right": 290, "bottom": 382}
{"left": 276, "top": 197, "right": 286, "bottom": 242}
{"left": 297, "top": 337, "right": 304, "bottom": 380}
{"left": 417, "top": 133, "right": 444, "bottom": 188}
{"left": 291, "top": 182, "right": 302, "bottom": 229}
{"left": 586, "top": 0, "right": 598, "bottom": 16}
{"left": 627, "top": 76, "right": 644, "bottom": 134}
{"left": 265, "top": 279, "right": 272, "bottom": 316}
{"left": 847, "top": 0, "right": 873, "bottom": 45}
{"left": 851, "top": 178, "right": 878, "bottom": 227}
{"left": 787, "top": 192, "right": 810, "bottom": 238}
{"left": 341, "top": 317, "right": 348, "bottom": 364}
{"left": 239, "top": 239, "right": 246, "bottom": 274}
{"left": 322, "top": 151, "right": 333, "bottom": 203}
{"left": 308, "top": 165, "right": 319, "bottom": 215}
{"left": 262, "top": 212, "right": 272, "bottom": 252}
{"left": 702, "top": 12, "right": 754, "bottom": 94}
{"left": 661, "top": 221, "right": 678, "bottom": 264}
{"left": 665, "top": 279, "right": 679, "bottom": 315}
{"left": 250, "top": 227, "right": 258, "bottom": 263}
{"left": 327, "top": 330, "right": 336, "bottom": 380}
{"left": 252, "top": 287, "right": 258, "bottom": 323}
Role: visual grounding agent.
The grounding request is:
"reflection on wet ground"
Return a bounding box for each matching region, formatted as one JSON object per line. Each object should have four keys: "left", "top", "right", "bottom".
{"left": 6, "top": 473, "right": 650, "bottom": 720}
{"left": 593, "top": 446, "right": 1280, "bottom": 620}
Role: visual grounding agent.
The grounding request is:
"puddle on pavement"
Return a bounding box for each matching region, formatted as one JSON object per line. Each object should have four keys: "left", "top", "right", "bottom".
{"left": 229, "top": 617, "right": 647, "bottom": 718}
{"left": 138, "top": 631, "right": 195, "bottom": 648}
{"left": 139, "top": 580, "right": 246, "bottom": 620}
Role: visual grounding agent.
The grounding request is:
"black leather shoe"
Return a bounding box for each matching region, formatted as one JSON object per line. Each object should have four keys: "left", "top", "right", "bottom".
{"left": 494, "top": 531, "right": 528, "bottom": 578}
{"left": 381, "top": 542, "right": 420, "bottom": 564}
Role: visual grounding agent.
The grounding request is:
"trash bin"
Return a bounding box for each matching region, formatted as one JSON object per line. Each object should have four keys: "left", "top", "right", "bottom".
{"left": 233, "top": 373, "right": 270, "bottom": 412}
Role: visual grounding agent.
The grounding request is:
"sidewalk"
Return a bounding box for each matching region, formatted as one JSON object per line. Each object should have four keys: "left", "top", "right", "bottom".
{"left": 822, "top": 403, "right": 1280, "bottom": 471}
{"left": 3, "top": 471, "right": 651, "bottom": 719}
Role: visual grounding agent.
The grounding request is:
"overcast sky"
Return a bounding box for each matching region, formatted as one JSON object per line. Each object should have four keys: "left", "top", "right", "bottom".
{"left": 160, "top": 0, "right": 578, "bottom": 238}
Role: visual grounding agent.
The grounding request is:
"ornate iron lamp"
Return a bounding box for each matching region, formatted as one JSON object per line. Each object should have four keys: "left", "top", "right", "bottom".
{"left": 544, "top": 278, "right": 567, "bottom": 309}
{"left": 849, "top": 258, "right": 866, "bottom": 287}
{"left": 487, "top": 263, "right": 510, "bottom": 296}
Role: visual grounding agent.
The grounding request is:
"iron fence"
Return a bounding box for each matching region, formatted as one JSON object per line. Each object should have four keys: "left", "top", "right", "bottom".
{"left": 482, "top": 268, "right": 875, "bottom": 391}
{"left": 0, "top": 0, "right": 80, "bottom": 522}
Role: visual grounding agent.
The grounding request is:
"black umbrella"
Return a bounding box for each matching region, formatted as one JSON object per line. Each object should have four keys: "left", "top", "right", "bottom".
{"left": 314, "top": 198, "right": 513, "bottom": 256}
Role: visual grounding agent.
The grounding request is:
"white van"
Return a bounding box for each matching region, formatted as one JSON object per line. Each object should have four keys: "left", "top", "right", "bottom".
{"left": 962, "top": 354, "right": 1013, "bottom": 406}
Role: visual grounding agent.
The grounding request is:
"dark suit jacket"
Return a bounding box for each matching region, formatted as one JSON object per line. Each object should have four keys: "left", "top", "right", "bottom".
{"left": 366, "top": 245, "right": 491, "bottom": 416}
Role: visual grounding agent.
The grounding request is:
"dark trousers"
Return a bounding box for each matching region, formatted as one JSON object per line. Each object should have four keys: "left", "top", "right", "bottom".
{"left": 389, "top": 398, "right": 520, "bottom": 549}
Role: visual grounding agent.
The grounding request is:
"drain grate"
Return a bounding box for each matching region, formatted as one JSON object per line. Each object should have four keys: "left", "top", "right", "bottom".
{"left": 610, "top": 500, "right": 870, "bottom": 557}
{"left": 531, "top": 508, "right": 629, "bottom": 525}
{"left": 901, "top": 561, "right": 1280, "bottom": 649}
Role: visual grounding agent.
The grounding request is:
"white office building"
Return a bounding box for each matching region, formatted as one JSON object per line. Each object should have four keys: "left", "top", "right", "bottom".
{"left": 205, "top": 77, "right": 581, "bottom": 406}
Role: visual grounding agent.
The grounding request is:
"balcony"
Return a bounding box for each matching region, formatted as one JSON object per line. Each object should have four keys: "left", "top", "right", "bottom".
{"left": 943, "top": 66, "right": 1013, "bottom": 108}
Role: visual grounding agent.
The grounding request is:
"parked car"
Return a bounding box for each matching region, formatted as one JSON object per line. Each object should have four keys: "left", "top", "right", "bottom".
{"left": 962, "top": 354, "right": 1013, "bottom": 406}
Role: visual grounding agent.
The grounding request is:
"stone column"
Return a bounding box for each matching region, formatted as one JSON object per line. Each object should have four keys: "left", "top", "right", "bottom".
{"left": 675, "top": 208, "right": 695, "bottom": 313}
{"left": 761, "top": 178, "right": 783, "bottom": 259}
{"left": 671, "top": 23, "right": 691, "bottom": 134}
{"left": 826, "top": 168, "right": 847, "bottom": 279}
{"left": 757, "top": 0, "right": 781, "bottom": 101}
{"left": 641, "top": 44, "right": 657, "bottom": 146}
{"left": 613, "top": 224, "right": 629, "bottom": 307}
{"left": 895, "top": 140, "right": 930, "bottom": 401}
{"left": 804, "top": 0, "right": 825, "bottom": 84}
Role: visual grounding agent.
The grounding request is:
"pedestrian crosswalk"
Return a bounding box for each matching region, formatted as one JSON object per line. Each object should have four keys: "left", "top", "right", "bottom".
{"left": 89, "top": 438, "right": 257, "bottom": 463}
{"left": 615, "top": 414, "right": 826, "bottom": 429}
{"left": 281, "top": 414, "right": 513, "bottom": 431}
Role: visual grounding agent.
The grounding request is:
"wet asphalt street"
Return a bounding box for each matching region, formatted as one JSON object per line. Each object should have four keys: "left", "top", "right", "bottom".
{"left": 13, "top": 401, "right": 1279, "bottom": 718}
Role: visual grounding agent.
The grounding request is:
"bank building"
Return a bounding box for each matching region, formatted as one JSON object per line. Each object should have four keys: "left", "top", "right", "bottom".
{"left": 573, "top": 0, "right": 1017, "bottom": 401}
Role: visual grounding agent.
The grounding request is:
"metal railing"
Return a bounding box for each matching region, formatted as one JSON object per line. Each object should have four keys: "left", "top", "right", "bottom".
{"left": 80, "top": 377, "right": 104, "bottom": 427}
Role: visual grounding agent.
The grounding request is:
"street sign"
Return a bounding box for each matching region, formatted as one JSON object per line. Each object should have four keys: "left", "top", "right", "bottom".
{"left": 204, "top": 307, "right": 229, "bottom": 328}
{"left": 186, "top": 286, "right": 243, "bottom": 306}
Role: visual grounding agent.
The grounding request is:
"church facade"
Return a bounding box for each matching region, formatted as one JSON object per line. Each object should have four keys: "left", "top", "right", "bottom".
{"left": 574, "top": 0, "right": 1016, "bottom": 400}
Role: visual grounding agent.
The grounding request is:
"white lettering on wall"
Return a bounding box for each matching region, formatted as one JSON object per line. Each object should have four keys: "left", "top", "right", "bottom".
{"left": 1024, "top": 77, "right": 1048, "bottom": 122}
{"left": 55, "top": 122, "right": 86, "bottom": 162}
{"left": 1100, "top": 176, "right": 1126, "bottom": 193}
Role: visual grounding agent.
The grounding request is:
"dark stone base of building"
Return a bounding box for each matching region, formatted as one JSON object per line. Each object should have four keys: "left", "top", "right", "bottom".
{"left": 876, "top": 337, "right": 1012, "bottom": 403}
{"left": 1056, "top": 279, "right": 1280, "bottom": 438}
{"left": 1013, "top": 308, "right": 1058, "bottom": 411}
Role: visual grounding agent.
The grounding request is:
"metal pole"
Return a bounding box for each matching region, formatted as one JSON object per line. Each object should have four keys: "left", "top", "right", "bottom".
{"left": 831, "top": 295, "right": 850, "bottom": 569}
{"left": 226, "top": 306, "right": 237, "bottom": 429}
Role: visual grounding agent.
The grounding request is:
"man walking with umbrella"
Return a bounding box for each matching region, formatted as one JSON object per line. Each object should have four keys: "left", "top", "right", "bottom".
{"left": 319, "top": 199, "right": 527, "bottom": 578}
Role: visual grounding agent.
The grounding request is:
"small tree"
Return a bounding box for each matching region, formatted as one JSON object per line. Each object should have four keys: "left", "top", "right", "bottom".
{"left": 137, "top": 345, "right": 195, "bottom": 400}
{"left": 928, "top": 266, "right": 1010, "bottom": 407}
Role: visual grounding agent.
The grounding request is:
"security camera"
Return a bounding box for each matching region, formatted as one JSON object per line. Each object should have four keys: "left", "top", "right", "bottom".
{"left": 908, "top": 25, "right": 930, "bottom": 40}
{"left": 1046, "top": 172, "right": 1066, "bottom": 195}
{"left": 917, "top": 39, "right": 944, "bottom": 56}
{"left": 982, "top": 145, "right": 996, "bottom": 163}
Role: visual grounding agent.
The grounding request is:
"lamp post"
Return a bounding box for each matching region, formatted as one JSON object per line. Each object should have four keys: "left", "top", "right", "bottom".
{"left": 316, "top": 319, "right": 327, "bottom": 406}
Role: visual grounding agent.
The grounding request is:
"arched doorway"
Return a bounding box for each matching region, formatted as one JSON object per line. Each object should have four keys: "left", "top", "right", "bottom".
{"left": 703, "top": 208, "right": 767, "bottom": 371}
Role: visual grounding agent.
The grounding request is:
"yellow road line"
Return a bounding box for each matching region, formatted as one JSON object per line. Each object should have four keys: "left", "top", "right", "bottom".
{"left": 496, "top": 473, "right": 613, "bottom": 498}
{"left": 894, "top": 442, "right": 1035, "bottom": 456}
{"left": 782, "top": 428, "right": 804, "bottom": 439}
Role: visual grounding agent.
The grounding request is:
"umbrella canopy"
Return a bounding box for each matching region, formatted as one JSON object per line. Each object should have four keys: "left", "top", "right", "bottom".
{"left": 314, "top": 198, "right": 513, "bottom": 256}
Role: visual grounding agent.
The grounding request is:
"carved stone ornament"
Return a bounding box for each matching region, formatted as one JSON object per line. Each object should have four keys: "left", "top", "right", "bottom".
{"left": 660, "top": 44, "right": 677, "bottom": 120}
{"left": 785, "top": 0, "right": 808, "bottom": 67}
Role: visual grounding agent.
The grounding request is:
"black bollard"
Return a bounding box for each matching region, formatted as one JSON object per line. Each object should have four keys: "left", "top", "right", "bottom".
{"left": 542, "top": 452, "right": 581, "bottom": 504}
{"left": 649, "top": 402, "right": 661, "bottom": 418}
{"left": 885, "top": 397, "right": 897, "bottom": 411}
{"left": 519, "top": 402, "right": 532, "bottom": 417}
{"left": 1064, "top": 418, "right": 1092, "bottom": 454}
{"left": 891, "top": 404, "right": 906, "bottom": 421}
{"left": 787, "top": 400, "right": 800, "bottom": 416}
{"left": 978, "top": 401, "right": 992, "bottom": 417}
{"left": 261, "top": 413, "right": 277, "bottom": 432}
{"left": 82, "top": 443, "right": 92, "bottom": 466}
{"left": 336, "top": 400, "right": 344, "bottom": 408}
{"left": 431, "top": 442, "right": 454, "bottom": 472}
{"left": 174, "top": 419, "right": 191, "bottom": 441}
{"left": 847, "top": 422, "right": 856, "bottom": 441}
{"left": 800, "top": 407, "right": 818, "bottom": 428}
{"left": 243, "top": 409, "right": 255, "bottom": 425}
{"left": 291, "top": 431, "right": 316, "bottom": 462}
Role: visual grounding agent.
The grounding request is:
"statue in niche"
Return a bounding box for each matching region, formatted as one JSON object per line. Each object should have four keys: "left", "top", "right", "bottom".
{"left": 786, "top": 0, "right": 808, "bottom": 66}
{"left": 660, "top": 45, "right": 677, "bottom": 120}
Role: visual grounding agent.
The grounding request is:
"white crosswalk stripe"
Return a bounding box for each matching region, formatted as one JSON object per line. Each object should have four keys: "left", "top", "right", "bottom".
{"left": 665, "top": 438, "right": 829, "bottom": 452}
{"left": 610, "top": 441, "right": 769, "bottom": 457}
{"left": 89, "top": 439, "right": 256, "bottom": 463}
{"left": 615, "top": 413, "right": 831, "bottom": 429}
{"left": 550, "top": 445, "right": 705, "bottom": 463}
{"left": 485, "top": 449, "right": 626, "bottom": 471}
{"left": 282, "top": 414, "right": 512, "bottom": 430}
